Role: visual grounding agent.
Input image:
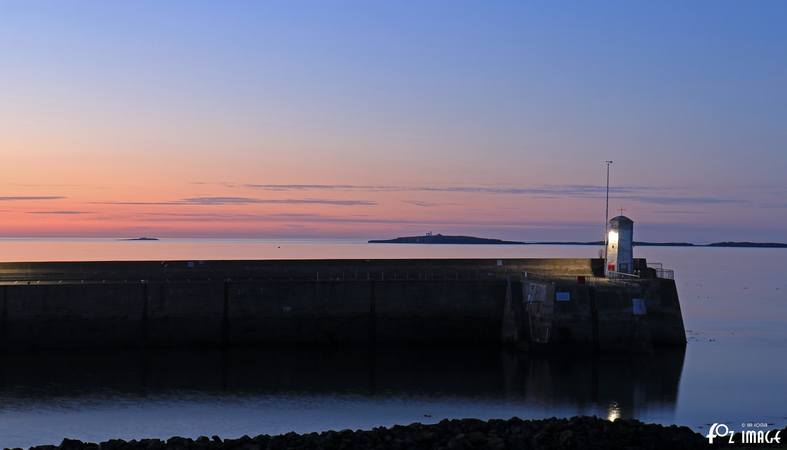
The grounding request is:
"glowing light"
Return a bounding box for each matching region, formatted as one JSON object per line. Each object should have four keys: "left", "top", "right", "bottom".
{"left": 608, "top": 230, "right": 619, "bottom": 245}
{"left": 607, "top": 402, "right": 620, "bottom": 422}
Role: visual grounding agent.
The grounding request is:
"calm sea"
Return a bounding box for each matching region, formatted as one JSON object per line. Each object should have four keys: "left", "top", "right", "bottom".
{"left": 0, "top": 239, "right": 785, "bottom": 448}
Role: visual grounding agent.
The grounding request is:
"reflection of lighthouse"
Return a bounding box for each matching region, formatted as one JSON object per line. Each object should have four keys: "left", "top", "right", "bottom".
{"left": 606, "top": 215, "right": 634, "bottom": 276}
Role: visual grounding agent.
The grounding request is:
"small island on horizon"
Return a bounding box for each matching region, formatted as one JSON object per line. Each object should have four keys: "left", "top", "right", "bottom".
{"left": 368, "top": 233, "right": 787, "bottom": 248}
{"left": 369, "top": 234, "right": 526, "bottom": 245}
{"left": 118, "top": 237, "right": 160, "bottom": 241}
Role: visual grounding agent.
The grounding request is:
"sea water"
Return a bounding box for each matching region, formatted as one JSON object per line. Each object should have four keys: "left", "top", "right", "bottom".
{"left": 0, "top": 239, "right": 784, "bottom": 447}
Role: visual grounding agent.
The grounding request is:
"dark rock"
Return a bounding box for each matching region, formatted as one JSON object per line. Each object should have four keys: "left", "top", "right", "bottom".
{"left": 17, "top": 416, "right": 726, "bottom": 450}
{"left": 447, "top": 433, "right": 469, "bottom": 450}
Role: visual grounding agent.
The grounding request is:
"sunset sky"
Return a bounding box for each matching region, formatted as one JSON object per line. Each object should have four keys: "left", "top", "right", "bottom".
{"left": 2, "top": 1, "right": 786, "bottom": 242}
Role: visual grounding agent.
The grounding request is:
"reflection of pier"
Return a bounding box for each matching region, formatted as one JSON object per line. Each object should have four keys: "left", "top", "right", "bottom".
{"left": 0, "top": 347, "right": 684, "bottom": 421}
{"left": 514, "top": 350, "right": 685, "bottom": 420}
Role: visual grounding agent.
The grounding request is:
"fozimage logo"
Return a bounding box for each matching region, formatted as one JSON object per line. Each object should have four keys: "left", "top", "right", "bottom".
{"left": 707, "top": 422, "right": 782, "bottom": 445}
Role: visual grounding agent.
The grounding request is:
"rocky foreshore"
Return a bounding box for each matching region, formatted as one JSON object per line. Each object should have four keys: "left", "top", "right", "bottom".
{"left": 11, "top": 416, "right": 787, "bottom": 450}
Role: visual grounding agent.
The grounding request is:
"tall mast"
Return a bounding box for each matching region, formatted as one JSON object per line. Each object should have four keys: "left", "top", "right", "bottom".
{"left": 604, "top": 160, "right": 613, "bottom": 264}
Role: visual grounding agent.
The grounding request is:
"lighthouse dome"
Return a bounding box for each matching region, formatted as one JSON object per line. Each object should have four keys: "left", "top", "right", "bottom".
{"left": 610, "top": 215, "right": 633, "bottom": 224}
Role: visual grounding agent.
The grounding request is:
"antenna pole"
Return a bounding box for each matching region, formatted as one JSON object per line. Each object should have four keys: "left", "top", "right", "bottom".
{"left": 604, "top": 160, "right": 613, "bottom": 264}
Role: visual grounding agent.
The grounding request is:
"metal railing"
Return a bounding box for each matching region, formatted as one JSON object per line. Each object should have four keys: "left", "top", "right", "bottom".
{"left": 522, "top": 271, "right": 641, "bottom": 288}
{"left": 647, "top": 262, "right": 675, "bottom": 280}
{"left": 655, "top": 268, "right": 674, "bottom": 279}
{"left": 0, "top": 269, "right": 576, "bottom": 285}
{"left": 607, "top": 270, "right": 639, "bottom": 279}
{"left": 1, "top": 266, "right": 672, "bottom": 286}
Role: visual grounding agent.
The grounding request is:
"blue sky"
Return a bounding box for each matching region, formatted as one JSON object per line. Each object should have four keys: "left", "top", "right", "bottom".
{"left": 1, "top": 1, "right": 786, "bottom": 241}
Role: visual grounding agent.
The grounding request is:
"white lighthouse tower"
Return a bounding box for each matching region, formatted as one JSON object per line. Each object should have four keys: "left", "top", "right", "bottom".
{"left": 606, "top": 215, "right": 634, "bottom": 276}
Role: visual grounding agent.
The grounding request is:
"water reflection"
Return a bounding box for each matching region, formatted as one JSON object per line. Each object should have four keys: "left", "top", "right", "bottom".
{"left": 0, "top": 243, "right": 782, "bottom": 447}
{"left": 0, "top": 346, "right": 684, "bottom": 420}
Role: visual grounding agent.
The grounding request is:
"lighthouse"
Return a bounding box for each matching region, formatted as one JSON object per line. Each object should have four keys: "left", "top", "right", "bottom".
{"left": 606, "top": 215, "right": 634, "bottom": 276}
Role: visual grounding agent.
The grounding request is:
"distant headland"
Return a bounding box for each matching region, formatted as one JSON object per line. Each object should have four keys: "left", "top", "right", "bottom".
{"left": 119, "top": 237, "right": 160, "bottom": 241}
{"left": 368, "top": 234, "right": 525, "bottom": 245}
{"left": 368, "top": 234, "right": 787, "bottom": 248}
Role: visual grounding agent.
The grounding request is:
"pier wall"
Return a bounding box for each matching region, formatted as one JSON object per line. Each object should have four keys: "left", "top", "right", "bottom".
{"left": 0, "top": 258, "right": 685, "bottom": 352}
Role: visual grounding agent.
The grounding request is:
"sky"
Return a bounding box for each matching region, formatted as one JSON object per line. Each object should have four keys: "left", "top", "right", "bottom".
{"left": 1, "top": 1, "right": 786, "bottom": 242}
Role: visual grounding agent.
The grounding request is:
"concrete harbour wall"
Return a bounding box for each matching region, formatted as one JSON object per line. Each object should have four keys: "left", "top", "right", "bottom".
{"left": 0, "top": 258, "right": 685, "bottom": 352}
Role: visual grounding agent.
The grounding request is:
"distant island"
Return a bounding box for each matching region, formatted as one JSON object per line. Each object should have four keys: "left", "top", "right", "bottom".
{"left": 706, "top": 241, "right": 787, "bottom": 248}
{"left": 368, "top": 234, "right": 526, "bottom": 245}
{"left": 119, "top": 237, "right": 160, "bottom": 241}
{"left": 368, "top": 234, "right": 787, "bottom": 248}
